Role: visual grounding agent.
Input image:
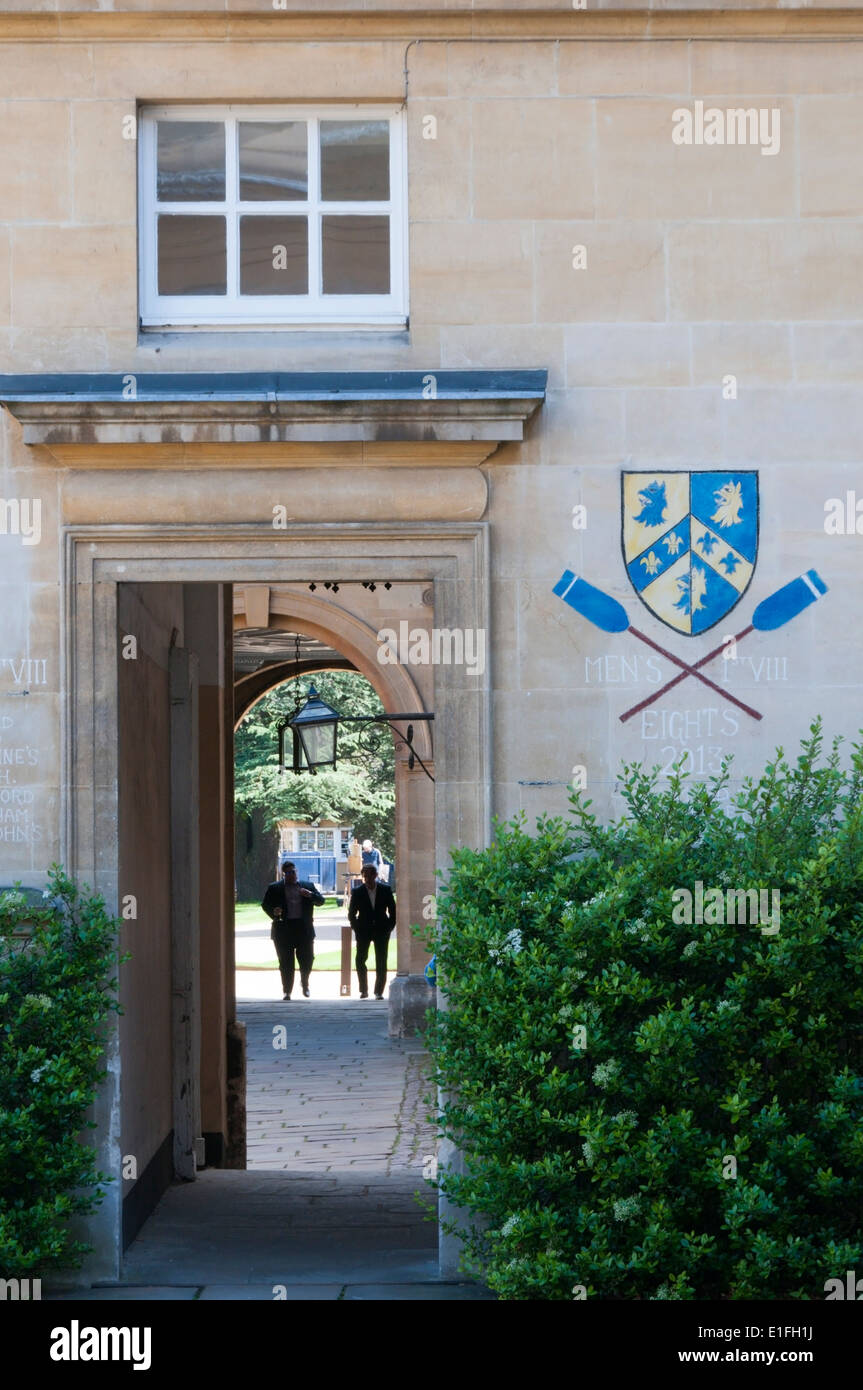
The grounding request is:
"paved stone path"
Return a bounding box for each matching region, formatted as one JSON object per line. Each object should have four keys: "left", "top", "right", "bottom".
{"left": 244, "top": 996, "right": 434, "bottom": 1172}
{"left": 50, "top": 990, "right": 493, "bottom": 1299}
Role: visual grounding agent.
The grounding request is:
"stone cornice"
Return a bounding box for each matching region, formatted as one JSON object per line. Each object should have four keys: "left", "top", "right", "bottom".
{"left": 0, "top": 370, "right": 545, "bottom": 460}
{"left": 2, "top": 9, "right": 863, "bottom": 41}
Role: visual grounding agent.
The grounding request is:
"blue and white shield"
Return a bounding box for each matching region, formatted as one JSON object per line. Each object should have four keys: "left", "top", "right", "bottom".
{"left": 621, "top": 471, "right": 758, "bottom": 635}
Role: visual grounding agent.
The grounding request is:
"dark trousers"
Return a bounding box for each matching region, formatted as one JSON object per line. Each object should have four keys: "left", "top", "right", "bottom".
{"left": 272, "top": 921, "right": 314, "bottom": 996}
{"left": 355, "top": 932, "right": 390, "bottom": 996}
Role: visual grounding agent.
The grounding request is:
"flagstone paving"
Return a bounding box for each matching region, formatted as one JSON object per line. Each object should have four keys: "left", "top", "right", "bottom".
{"left": 48, "top": 986, "right": 494, "bottom": 1299}
{"left": 243, "top": 996, "right": 433, "bottom": 1172}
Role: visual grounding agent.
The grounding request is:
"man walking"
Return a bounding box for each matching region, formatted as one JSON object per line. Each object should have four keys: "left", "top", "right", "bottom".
{"left": 348, "top": 863, "right": 396, "bottom": 1000}
{"left": 361, "top": 838, "right": 384, "bottom": 875}
{"left": 261, "top": 860, "right": 325, "bottom": 1000}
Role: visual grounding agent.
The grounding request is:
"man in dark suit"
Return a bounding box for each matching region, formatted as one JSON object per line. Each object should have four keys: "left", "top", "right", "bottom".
{"left": 261, "top": 860, "right": 325, "bottom": 1000}
{"left": 348, "top": 864, "right": 396, "bottom": 1000}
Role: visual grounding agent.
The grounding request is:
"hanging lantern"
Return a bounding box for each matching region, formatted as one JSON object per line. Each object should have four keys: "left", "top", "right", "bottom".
{"left": 280, "top": 686, "right": 340, "bottom": 775}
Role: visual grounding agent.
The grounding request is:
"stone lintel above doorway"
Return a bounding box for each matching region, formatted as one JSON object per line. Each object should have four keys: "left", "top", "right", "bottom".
{"left": 0, "top": 370, "right": 546, "bottom": 465}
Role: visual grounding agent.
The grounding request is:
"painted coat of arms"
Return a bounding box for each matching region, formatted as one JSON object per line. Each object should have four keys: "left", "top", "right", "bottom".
{"left": 621, "top": 471, "right": 759, "bottom": 635}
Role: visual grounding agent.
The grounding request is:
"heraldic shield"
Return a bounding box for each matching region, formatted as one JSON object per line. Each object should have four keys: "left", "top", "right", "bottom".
{"left": 621, "top": 471, "right": 759, "bottom": 636}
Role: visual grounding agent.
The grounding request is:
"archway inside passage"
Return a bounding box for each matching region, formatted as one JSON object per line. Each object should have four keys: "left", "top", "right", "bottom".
{"left": 233, "top": 663, "right": 402, "bottom": 1011}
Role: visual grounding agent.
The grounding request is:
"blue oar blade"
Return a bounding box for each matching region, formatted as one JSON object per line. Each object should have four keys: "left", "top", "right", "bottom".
{"left": 752, "top": 569, "right": 828, "bottom": 631}
{"left": 554, "top": 571, "right": 630, "bottom": 634}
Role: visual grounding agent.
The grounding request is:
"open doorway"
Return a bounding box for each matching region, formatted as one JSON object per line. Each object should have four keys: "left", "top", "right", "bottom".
{"left": 66, "top": 520, "right": 489, "bottom": 1283}
{"left": 114, "top": 577, "right": 440, "bottom": 1279}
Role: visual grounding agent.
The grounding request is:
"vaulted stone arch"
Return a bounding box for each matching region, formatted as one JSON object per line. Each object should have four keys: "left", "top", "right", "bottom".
{"left": 233, "top": 587, "right": 434, "bottom": 761}
{"left": 235, "top": 661, "right": 354, "bottom": 728}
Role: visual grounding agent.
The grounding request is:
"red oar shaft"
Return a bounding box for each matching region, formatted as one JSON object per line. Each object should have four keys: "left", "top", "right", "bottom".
{"left": 623, "top": 625, "right": 762, "bottom": 723}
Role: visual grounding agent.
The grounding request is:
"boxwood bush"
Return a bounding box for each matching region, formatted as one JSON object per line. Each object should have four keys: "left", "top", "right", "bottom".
{"left": 423, "top": 722, "right": 863, "bottom": 1299}
{"left": 0, "top": 868, "right": 122, "bottom": 1276}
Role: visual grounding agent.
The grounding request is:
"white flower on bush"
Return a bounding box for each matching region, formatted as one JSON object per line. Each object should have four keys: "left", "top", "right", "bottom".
{"left": 500, "top": 1214, "right": 523, "bottom": 1238}
{"left": 557, "top": 1005, "right": 574, "bottom": 1022}
{"left": 716, "top": 999, "right": 740, "bottom": 1014}
{"left": 489, "top": 927, "right": 523, "bottom": 962}
{"left": 582, "top": 1141, "right": 595, "bottom": 1167}
{"left": 624, "top": 918, "right": 651, "bottom": 943}
{"left": 23, "top": 993, "right": 53, "bottom": 1010}
{"left": 682, "top": 940, "right": 698, "bottom": 958}
{"left": 654, "top": 1284, "right": 672, "bottom": 1299}
{"left": 30, "top": 1062, "right": 50, "bottom": 1082}
{"left": 612, "top": 1195, "right": 641, "bottom": 1222}
{"left": 592, "top": 1059, "right": 620, "bottom": 1089}
{"left": 611, "top": 1110, "right": 637, "bottom": 1127}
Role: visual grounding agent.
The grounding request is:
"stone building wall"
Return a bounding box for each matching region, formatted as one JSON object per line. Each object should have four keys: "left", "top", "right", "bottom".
{"left": 2, "top": 0, "right": 861, "bottom": 1282}
{"left": 2, "top": 14, "right": 862, "bottom": 887}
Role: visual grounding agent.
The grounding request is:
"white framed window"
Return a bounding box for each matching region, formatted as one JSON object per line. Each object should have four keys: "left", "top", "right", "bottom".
{"left": 317, "top": 830, "right": 334, "bottom": 852}
{"left": 297, "top": 830, "right": 316, "bottom": 851}
{"left": 138, "top": 104, "right": 408, "bottom": 329}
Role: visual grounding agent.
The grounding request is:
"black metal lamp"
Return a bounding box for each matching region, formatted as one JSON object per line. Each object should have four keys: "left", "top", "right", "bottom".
{"left": 279, "top": 686, "right": 340, "bottom": 775}
{"left": 277, "top": 679, "right": 435, "bottom": 782}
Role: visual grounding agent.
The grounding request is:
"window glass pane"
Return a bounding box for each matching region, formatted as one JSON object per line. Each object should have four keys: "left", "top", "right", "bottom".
{"left": 157, "top": 215, "right": 226, "bottom": 295}
{"left": 321, "top": 215, "right": 390, "bottom": 295}
{"left": 239, "top": 216, "right": 308, "bottom": 295}
{"left": 320, "top": 121, "right": 389, "bottom": 201}
{"left": 318, "top": 831, "right": 334, "bottom": 851}
{"left": 239, "top": 121, "right": 308, "bottom": 201}
{"left": 157, "top": 121, "right": 225, "bottom": 202}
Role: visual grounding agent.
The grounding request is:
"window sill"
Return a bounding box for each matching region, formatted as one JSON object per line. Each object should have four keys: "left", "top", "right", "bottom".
{"left": 136, "top": 325, "right": 411, "bottom": 351}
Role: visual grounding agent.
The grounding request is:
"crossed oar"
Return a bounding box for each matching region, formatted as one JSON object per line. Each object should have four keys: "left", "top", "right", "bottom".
{"left": 553, "top": 568, "right": 828, "bottom": 725}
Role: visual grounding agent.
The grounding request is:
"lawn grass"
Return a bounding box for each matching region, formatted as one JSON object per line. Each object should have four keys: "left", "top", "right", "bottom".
{"left": 235, "top": 945, "right": 397, "bottom": 971}
{"left": 235, "top": 897, "right": 344, "bottom": 930}
{"left": 234, "top": 899, "right": 396, "bottom": 971}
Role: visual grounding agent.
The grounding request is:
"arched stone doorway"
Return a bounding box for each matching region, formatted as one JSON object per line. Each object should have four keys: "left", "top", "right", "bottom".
{"left": 231, "top": 587, "right": 435, "bottom": 1004}
{"left": 60, "top": 520, "right": 489, "bottom": 1281}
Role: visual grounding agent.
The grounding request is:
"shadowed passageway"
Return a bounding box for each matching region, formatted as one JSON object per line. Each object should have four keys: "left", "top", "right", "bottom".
{"left": 95, "top": 999, "right": 494, "bottom": 1298}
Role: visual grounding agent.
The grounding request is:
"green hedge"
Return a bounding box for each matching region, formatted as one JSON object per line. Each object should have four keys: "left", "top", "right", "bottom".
{"left": 423, "top": 722, "right": 863, "bottom": 1299}
{"left": 0, "top": 868, "right": 122, "bottom": 1276}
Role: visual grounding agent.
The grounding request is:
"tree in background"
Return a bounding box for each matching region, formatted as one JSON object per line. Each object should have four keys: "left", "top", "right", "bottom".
{"left": 234, "top": 672, "right": 396, "bottom": 897}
